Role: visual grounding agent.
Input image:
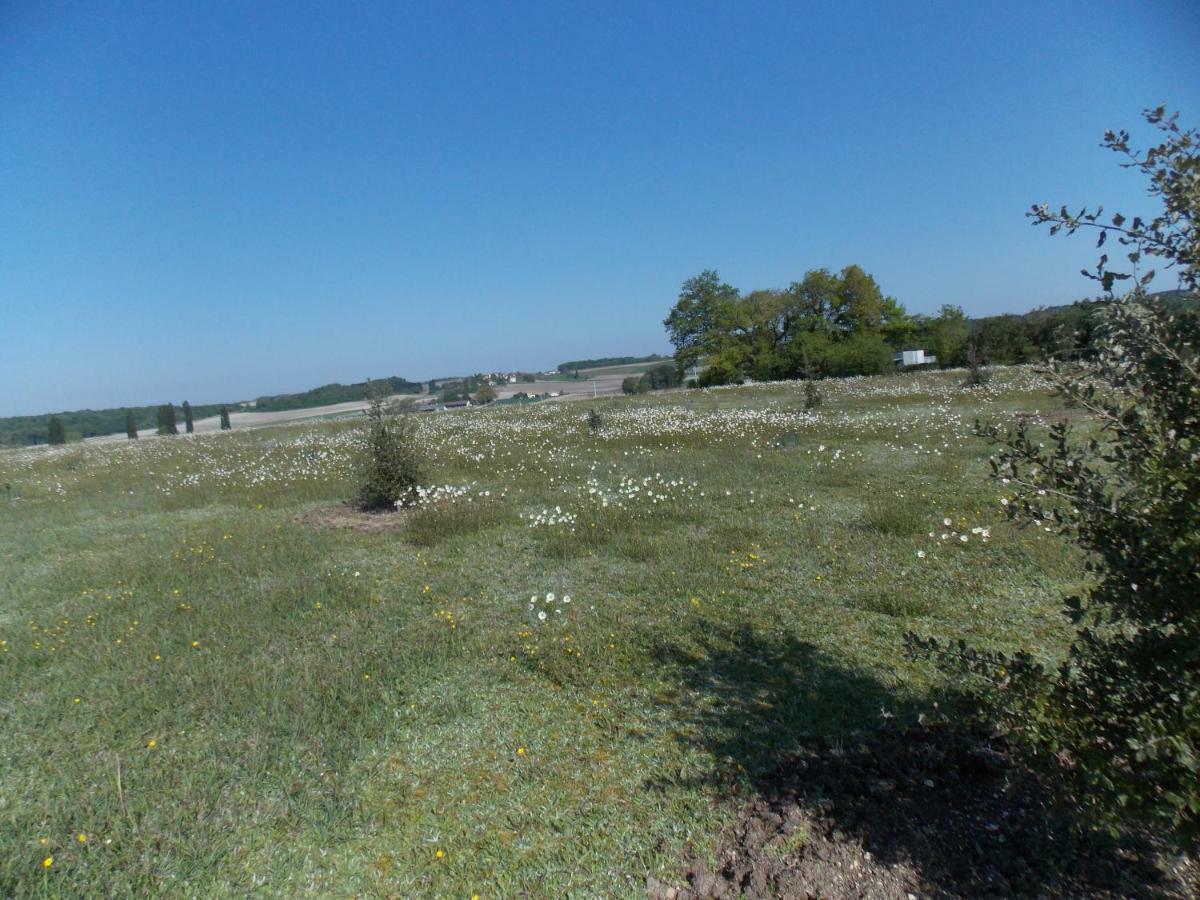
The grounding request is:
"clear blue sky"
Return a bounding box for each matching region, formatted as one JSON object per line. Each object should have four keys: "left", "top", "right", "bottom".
{"left": 2, "top": 0, "right": 1197, "bottom": 416}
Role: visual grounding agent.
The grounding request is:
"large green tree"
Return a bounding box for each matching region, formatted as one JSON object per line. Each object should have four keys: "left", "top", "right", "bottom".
{"left": 929, "top": 304, "right": 969, "bottom": 366}
{"left": 833, "top": 264, "right": 885, "bottom": 334}
{"left": 665, "top": 265, "right": 915, "bottom": 383}
{"left": 124, "top": 411, "right": 138, "bottom": 439}
{"left": 781, "top": 269, "right": 841, "bottom": 338}
{"left": 663, "top": 270, "right": 740, "bottom": 370}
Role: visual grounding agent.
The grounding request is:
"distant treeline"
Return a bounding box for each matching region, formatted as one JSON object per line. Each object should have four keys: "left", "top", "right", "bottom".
{"left": 1, "top": 375, "right": 424, "bottom": 446}
{"left": 0, "top": 403, "right": 227, "bottom": 446}
{"left": 622, "top": 363, "right": 684, "bottom": 394}
{"left": 556, "top": 354, "right": 667, "bottom": 373}
{"left": 970, "top": 289, "right": 1194, "bottom": 365}
{"left": 663, "top": 267, "right": 1196, "bottom": 386}
{"left": 250, "top": 376, "right": 421, "bottom": 412}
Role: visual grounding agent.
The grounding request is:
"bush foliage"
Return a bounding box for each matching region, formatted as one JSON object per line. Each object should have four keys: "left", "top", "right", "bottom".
{"left": 356, "top": 382, "right": 425, "bottom": 511}
{"left": 909, "top": 107, "right": 1200, "bottom": 848}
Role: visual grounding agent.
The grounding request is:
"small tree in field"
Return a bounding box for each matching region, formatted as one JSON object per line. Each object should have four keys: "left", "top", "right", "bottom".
{"left": 962, "top": 341, "right": 989, "bottom": 387}
{"left": 125, "top": 411, "right": 138, "bottom": 439}
{"left": 47, "top": 416, "right": 66, "bottom": 445}
{"left": 156, "top": 404, "right": 178, "bottom": 436}
{"left": 219, "top": 406, "right": 231, "bottom": 430}
{"left": 357, "top": 380, "right": 425, "bottom": 511}
{"left": 909, "top": 107, "right": 1199, "bottom": 848}
{"left": 801, "top": 348, "right": 822, "bottom": 410}
{"left": 182, "top": 401, "right": 194, "bottom": 434}
{"left": 586, "top": 408, "right": 603, "bottom": 434}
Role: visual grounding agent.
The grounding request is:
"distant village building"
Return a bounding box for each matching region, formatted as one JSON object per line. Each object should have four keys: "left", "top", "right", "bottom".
{"left": 893, "top": 349, "right": 937, "bottom": 367}
{"left": 481, "top": 371, "right": 521, "bottom": 386}
{"left": 415, "top": 398, "right": 473, "bottom": 412}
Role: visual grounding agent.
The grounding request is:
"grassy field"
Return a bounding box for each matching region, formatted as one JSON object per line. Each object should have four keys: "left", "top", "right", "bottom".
{"left": 0, "top": 368, "right": 1089, "bottom": 896}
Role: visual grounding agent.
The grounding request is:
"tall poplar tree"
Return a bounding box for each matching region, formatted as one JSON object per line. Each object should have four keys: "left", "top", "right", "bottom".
{"left": 182, "top": 401, "right": 194, "bottom": 434}
{"left": 219, "top": 406, "right": 231, "bottom": 430}
{"left": 125, "top": 411, "right": 138, "bottom": 439}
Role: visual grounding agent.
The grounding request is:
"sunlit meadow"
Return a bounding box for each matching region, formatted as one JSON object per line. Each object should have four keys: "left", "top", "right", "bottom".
{"left": 0, "top": 367, "right": 1083, "bottom": 896}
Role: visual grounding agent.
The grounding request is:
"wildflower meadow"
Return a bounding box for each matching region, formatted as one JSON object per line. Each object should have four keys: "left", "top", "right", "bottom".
{"left": 0, "top": 368, "right": 1118, "bottom": 895}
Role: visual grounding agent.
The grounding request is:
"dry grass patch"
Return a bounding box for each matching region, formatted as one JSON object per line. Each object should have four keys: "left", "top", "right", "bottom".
{"left": 298, "top": 501, "right": 413, "bottom": 533}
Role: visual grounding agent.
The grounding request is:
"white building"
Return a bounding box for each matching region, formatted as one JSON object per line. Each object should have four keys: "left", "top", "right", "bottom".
{"left": 893, "top": 349, "right": 937, "bottom": 367}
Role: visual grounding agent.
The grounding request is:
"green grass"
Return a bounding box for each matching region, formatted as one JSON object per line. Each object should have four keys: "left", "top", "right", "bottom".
{"left": 0, "top": 367, "right": 1084, "bottom": 896}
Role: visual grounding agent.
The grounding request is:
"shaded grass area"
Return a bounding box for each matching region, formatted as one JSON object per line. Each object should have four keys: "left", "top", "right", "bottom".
{"left": 654, "top": 621, "right": 1184, "bottom": 898}
{"left": 2, "top": 368, "right": 1138, "bottom": 896}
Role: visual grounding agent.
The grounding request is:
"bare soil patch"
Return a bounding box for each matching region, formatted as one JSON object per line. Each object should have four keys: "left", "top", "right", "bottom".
{"left": 651, "top": 727, "right": 1196, "bottom": 900}
{"left": 298, "top": 501, "right": 412, "bottom": 533}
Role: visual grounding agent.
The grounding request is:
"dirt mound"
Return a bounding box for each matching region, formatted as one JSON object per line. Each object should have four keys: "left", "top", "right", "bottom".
{"left": 297, "top": 501, "right": 412, "bottom": 533}
{"left": 650, "top": 727, "right": 1196, "bottom": 899}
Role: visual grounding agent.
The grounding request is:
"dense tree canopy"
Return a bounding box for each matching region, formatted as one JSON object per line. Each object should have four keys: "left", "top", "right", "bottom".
{"left": 661, "top": 265, "right": 1188, "bottom": 385}
{"left": 663, "top": 265, "right": 932, "bottom": 383}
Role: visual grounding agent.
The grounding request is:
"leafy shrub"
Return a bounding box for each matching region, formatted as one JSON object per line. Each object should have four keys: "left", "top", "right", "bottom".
{"left": 962, "top": 343, "right": 990, "bottom": 387}
{"left": 587, "top": 408, "right": 603, "bottom": 433}
{"left": 356, "top": 383, "right": 425, "bottom": 511}
{"left": 818, "top": 333, "right": 894, "bottom": 377}
{"left": 908, "top": 107, "right": 1200, "bottom": 849}
{"left": 642, "top": 363, "right": 683, "bottom": 390}
{"left": 697, "top": 351, "right": 742, "bottom": 387}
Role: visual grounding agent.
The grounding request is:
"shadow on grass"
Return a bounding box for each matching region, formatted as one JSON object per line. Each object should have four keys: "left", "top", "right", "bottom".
{"left": 648, "top": 621, "right": 1183, "bottom": 899}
